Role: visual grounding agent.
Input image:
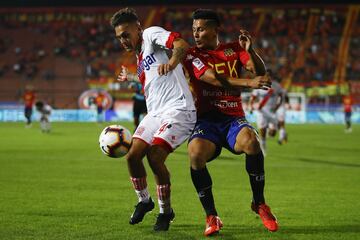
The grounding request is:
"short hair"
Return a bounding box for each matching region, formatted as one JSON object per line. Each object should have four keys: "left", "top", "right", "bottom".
{"left": 192, "top": 9, "right": 220, "bottom": 27}
{"left": 35, "top": 101, "right": 44, "bottom": 109}
{"left": 110, "top": 7, "right": 139, "bottom": 28}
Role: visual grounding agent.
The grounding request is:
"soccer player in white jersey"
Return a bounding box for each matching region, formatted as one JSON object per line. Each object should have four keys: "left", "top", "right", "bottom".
{"left": 35, "top": 101, "right": 51, "bottom": 133}
{"left": 110, "top": 8, "right": 196, "bottom": 231}
{"left": 249, "top": 73, "right": 285, "bottom": 155}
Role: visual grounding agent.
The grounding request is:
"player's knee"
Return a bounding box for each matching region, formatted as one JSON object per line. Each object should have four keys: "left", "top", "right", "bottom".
{"left": 268, "top": 129, "right": 276, "bottom": 137}
{"left": 237, "top": 130, "right": 261, "bottom": 155}
{"left": 147, "top": 145, "right": 168, "bottom": 171}
{"left": 188, "top": 148, "right": 207, "bottom": 170}
{"left": 125, "top": 150, "right": 142, "bottom": 164}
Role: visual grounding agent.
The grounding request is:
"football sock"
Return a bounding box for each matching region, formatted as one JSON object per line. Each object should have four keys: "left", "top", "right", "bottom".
{"left": 157, "top": 184, "right": 171, "bottom": 214}
{"left": 191, "top": 167, "right": 218, "bottom": 216}
{"left": 246, "top": 152, "right": 265, "bottom": 205}
{"left": 130, "top": 177, "right": 150, "bottom": 203}
{"left": 279, "top": 127, "right": 286, "bottom": 141}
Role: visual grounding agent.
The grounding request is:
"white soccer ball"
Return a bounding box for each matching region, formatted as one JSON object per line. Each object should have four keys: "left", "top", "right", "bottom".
{"left": 99, "top": 125, "right": 132, "bottom": 158}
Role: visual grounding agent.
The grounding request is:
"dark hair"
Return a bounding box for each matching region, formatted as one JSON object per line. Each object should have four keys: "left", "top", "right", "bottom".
{"left": 35, "top": 101, "right": 44, "bottom": 109}
{"left": 110, "top": 7, "right": 139, "bottom": 28}
{"left": 192, "top": 9, "right": 220, "bottom": 27}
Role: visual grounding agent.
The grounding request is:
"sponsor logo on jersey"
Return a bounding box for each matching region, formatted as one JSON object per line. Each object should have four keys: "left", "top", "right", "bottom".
{"left": 192, "top": 129, "right": 204, "bottom": 136}
{"left": 192, "top": 58, "right": 205, "bottom": 70}
{"left": 212, "top": 100, "right": 239, "bottom": 108}
{"left": 137, "top": 53, "right": 156, "bottom": 76}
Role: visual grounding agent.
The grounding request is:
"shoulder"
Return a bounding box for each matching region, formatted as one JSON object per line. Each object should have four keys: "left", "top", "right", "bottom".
{"left": 143, "top": 26, "right": 167, "bottom": 36}
{"left": 185, "top": 47, "right": 201, "bottom": 63}
{"left": 222, "top": 41, "right": 243, "bottom": 51}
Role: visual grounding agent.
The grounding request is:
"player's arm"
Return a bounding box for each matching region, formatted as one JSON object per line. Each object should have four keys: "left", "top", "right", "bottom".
{"left": 158, "top": 38, "right": 189, "bottom": 75}
{"left": 199, "top": 68, "right": 271, "bottom": 90}
{"left": 238, "top": 29, "right": 266, "bottom": 76}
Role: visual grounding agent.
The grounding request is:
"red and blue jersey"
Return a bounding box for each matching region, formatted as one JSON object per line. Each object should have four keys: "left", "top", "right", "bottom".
{"left": 343, "top": 96, "right": 352, "bottom": 113}
{"left": 184, "top": 41, "right": 250, "bottom": 117}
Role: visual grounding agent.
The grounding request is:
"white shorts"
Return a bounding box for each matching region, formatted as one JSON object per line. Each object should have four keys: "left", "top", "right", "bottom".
{"left": 276, "top": 106, "right": 286, "bottom": 122}
{"left": 256, "top": 109, "right": 278, "bottom": 130}
{"left": 133, "top": 109, "right": 196, "bottom": 152}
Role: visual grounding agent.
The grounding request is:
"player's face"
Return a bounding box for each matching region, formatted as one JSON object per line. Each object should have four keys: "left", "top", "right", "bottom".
{"left": 115, "top": 22, "right": 141, "bottom": 52}
{"left": 192, "top": 19, "right": 218, "bottom": 50}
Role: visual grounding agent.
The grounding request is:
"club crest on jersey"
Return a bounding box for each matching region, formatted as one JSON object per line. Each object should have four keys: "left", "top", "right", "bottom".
{"left": 224, "top": 48, "right": 235, "bottom": 57}
{"left": 192, "top": 58, "right": 205, "bottom": 70}
{"left": 137, "top": 53, "right": 156, "bottom": 76}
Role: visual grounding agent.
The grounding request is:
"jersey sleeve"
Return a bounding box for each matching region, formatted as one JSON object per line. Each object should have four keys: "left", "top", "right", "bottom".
{"left": 143, "top": 26, "right": 181, "bottom": 49}
{"left": 232, "top": 42, "right": 250, "bottom": 66}
{"left": 184, "top": 51, "right": 211, "bottom": 80}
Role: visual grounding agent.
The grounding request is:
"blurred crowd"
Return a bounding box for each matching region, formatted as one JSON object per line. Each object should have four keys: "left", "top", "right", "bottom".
{"left": 0, "top": 6, "right": 358, "bottom": 86}
{"left": 160, "top": 7, "right": 358, "bottom": 83}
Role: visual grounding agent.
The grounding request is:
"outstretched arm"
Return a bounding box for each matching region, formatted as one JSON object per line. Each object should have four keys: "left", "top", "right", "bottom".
{"left": 199, "top": 68, "right": 271, "bottom": 90}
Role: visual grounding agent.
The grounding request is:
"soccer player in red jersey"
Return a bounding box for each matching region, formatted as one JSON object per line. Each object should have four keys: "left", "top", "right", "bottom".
{"left": 183, "top": 9, "right": 278, "bottom": 236}
{"left": 343, "top": 94, "right": 352, "bottom": 133}
{"left": 23, "top": 87, "right": 35, "bottom": 127}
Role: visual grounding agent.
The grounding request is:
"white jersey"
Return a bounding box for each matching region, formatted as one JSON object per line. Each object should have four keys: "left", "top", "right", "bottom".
{"left": 252, "top": 81, "right": 284, "bottom": 111}
{"left": 136, "top": 26, "right": 195, "bottom": 116}
{"left": 40, "top": 104, "right": 52, "bottom": 117}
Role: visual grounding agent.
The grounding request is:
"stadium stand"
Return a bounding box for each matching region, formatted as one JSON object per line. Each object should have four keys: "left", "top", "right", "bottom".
{"left": 0, "top": 5, "right": 359, "bottom": 108}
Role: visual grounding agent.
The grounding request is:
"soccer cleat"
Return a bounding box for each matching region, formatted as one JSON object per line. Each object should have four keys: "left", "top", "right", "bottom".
{"left": 204, "top": 215, "right": 223, "bottom": 236}
{"left": 129, "top": 198, "right": 155, "bottom": 225}
{"left": 153, "top": 210, "right": 175, "bottom": 231}
{"left": 251, "top": 202, "right": 278, "bottom": 232}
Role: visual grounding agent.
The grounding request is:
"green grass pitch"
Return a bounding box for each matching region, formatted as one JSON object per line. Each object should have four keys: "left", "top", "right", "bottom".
{"left": 0, "top": 122, "right": 359, "bottom": 240}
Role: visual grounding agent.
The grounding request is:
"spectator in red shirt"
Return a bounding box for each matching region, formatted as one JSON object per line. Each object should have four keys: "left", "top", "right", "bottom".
{"left": 343, "top": 95, "right": 353, "bottom": 133}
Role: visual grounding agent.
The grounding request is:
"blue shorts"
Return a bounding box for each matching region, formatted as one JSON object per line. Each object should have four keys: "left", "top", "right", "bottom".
{"left": 188, "top": 112, "right": 256, "bottom": 161}
{"left": 345, "top": 112, "right": 352, "bottom": 122}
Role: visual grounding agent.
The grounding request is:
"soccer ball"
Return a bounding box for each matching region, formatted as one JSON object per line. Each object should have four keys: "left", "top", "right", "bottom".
{"left": 99, "top": 125, "right": 132, "bottom": 158}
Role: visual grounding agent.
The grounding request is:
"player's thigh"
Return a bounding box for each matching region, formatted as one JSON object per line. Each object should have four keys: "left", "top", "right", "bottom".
{"left": 256, "top": 112, "right": 268, "bottom": 129}
{"left": 147, "top": 144, "right": 170, "bottom": 167}
{"left": 234, "top": 126, "right": 261, "bottom": 155}
{"left": 188, "top": 138, "right": 217, "bottom": 169}
{"left": 277, "top": 108, "right": 286, "bottom": 123}
{"left": 268, "top": 114, "right": 279, "bottom": 130}
{"left": 127, "top": 138, "right": 149, "bottom": 162}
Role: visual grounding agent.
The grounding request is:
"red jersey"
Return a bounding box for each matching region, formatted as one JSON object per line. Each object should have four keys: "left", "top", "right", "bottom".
{"left": 343, "top": 96, "right": 352, "bottom": 113}
{"left": 95, "top": 94, "right": 104, "bottom": 108}
{"left": 184, "top": 42, "right": 250, "bottom": 117}
{"left": 24, "top": 91, "right": 35, "bottom": 108}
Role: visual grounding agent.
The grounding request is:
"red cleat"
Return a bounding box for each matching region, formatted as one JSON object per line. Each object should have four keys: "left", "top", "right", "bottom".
{"left": 204, "top": 215, "right": 223, "bottom": 236}
{"left": 251, "top": 203, "right": 278, "bottom": 232}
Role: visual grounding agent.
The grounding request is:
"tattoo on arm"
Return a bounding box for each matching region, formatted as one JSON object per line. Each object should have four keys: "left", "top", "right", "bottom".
{"left": 172, "top": 47, "right": 186, "bottom": 62}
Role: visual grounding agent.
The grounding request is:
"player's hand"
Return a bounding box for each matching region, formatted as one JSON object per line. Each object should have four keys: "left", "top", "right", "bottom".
{"left": 158, "top": 63, "right": 173, "bottom": 76}
{"left": 239, "top": 29, "right": 252, "bottom": 51}
{"left": 249, "top": 74, "right": 271, "bottom": 90}
{"left": 117, "top": 65, "right": 128, "bottom": 82}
